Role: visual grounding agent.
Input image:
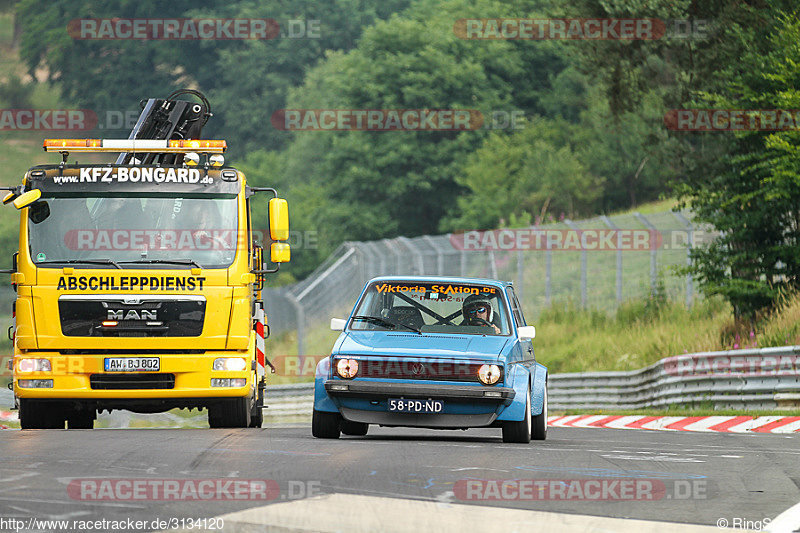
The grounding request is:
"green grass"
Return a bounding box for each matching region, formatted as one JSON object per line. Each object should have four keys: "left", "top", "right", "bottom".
{"left": 533, "top": 296, "right": 733, "bottom": 373}
{"left": 607, "top": 197, "right": 679, "bottom": 217}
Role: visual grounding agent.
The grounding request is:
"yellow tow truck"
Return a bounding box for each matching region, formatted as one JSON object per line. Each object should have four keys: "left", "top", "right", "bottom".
{"left": 3, "top": 103, "right": 290, "bottom": 428}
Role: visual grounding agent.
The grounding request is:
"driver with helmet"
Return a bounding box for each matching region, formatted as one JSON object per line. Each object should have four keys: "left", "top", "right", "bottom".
{"left": 461, "top": 294, "right": 501, "bottom": 334}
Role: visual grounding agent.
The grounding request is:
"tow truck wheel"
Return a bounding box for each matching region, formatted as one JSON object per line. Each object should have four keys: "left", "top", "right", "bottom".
{"left": 249, "top": 383, "right": 264, "bottom": 428}
{"left": 67, "top": 406, "right": 95, "bottom": 429}
{"left": 502, "top": 386, "right": 532, "bottom": 443}
{"left": 312, "top": 410, "right": 341, "bottom": 438}
{"left": 208, "top": 397, "right": 251, "bottom": 428}
{"left": 19, "top": 399, "right": 65, "bottom": 429}
{"left": 340, "top": 420, "right": 368, "bottom": 436}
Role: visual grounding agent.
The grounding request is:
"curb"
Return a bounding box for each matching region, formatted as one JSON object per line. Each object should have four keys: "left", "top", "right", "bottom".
{"left": 548, "top": 414, "right": 800, "bottom": 433}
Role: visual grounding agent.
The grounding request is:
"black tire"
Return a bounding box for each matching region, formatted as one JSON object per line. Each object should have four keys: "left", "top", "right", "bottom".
{"left": 531, "top": 386, "right": 547, "bottom": 441}
{"left": 19, "top": 400, "right": 65, "bottom": 429}
{"left": 502, "top": 387, "right": 532, "bottom": 443}
{"left": 208, "top": 397, "right": 251, "bottom": 428}
{"left": 340, "top": 419, "right": 368, "bottom": 436}
{"left": 249, "top": 383, "right": 264, "bottom": 428}
{"left": 67, "top": 406, "right": 95, "bottom": 429}
{"left": 312, "top": 409, "right": 341, "bottom": 439}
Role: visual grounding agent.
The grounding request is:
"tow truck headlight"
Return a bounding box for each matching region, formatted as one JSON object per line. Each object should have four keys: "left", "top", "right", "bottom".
{"left": 477, "top": 364, "right": 501, "bottom": 385}
{"left": 336, "top": 358, "right": 359, "bottom": 379}
{"left": 17, "top": 358, "right": 51, "bottom": 373}
{"left": 213, "top": 358, "right": 247, "bottom": 371}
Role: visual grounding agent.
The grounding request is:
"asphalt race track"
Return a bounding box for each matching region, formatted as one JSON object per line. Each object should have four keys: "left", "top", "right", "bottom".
{"left": 0, "top": 424, "right": 796, "bottom": 532}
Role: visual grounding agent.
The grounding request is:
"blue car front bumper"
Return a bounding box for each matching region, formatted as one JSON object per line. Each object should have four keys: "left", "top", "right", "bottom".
{"left": 322, "top": 379, "right": 516, "bottom": 429}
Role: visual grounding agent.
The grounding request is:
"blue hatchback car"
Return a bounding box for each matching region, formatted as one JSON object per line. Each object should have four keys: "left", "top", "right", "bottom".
{"left": 313, "top": 276, "right": 547, "bottom": 443}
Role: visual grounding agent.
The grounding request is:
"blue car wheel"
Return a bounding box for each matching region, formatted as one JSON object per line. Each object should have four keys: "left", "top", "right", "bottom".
{"left": 502, "top": 386, "right": 532, "bottom": 443}
{"left": 532, "top": 386, "right": 547, "bottom": 440}
{"left": 312, "top": 409, "right": 341, "bottom": 439}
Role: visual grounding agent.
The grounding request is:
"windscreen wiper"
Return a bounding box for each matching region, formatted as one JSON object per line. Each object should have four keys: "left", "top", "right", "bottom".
{"left": 351, "top": 315, "right": 422, "bottom": 334}
{"left": 36, "top": 259, "right": 122, "bottom": 269}
{"left": 118, "top": 259, "right": 202, "bottom": 269}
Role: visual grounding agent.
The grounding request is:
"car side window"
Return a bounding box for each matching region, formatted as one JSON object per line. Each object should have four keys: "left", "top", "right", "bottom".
{"left": 507, "top": 287, "right": 526, "bottom": 327}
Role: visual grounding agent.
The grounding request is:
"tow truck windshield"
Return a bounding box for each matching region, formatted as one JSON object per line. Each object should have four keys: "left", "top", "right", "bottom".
{"left": 28, "top": 195, "right": 238, "bottom": 268}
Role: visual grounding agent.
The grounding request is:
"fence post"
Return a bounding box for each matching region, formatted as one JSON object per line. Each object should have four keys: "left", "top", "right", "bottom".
{"left": 673, "top": 211, "right": 694, "bottom": 308}
{"left": 386, "top": 238, "right": 403, "bottom": 274}
{"left": 634, "top": 213, "right": 658, "bottom": 293}
{"left": 285, "top": 291, "right": 305, "bottom": 357}
{"left": 398, "top": 236, "right": 424, "bottom": 274}
{"left": 424, "top": 235, "right": 445, "bottom": 275}
{"left": 564, "top": 219, "right": 587, "bottom": 308}
{"left": 488, "top": 250, "right": 498, "bottom": 278}
{"left": 545, "top": 247, "right": 552, "bottom": 307}
{"left": 601, "top": 215, "right": 623, "bottom": 304}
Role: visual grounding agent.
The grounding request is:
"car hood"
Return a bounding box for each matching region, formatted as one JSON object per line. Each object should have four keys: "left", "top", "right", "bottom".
{"left": 336, "top": 331, "right": 510, "bottom": 361}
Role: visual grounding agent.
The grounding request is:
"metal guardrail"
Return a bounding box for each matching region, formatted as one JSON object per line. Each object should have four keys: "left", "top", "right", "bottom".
{"left": 265, "top": 383, "right": 314, "bottom": 416}
{"left": 264, "top": 346, "right": 800, "bottom": 415}
{"left": 549, "top": 345, "right": 800, "bottom": 410}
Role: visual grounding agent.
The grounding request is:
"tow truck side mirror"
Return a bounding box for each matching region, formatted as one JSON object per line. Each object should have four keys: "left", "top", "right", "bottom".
{"left": 270, "top": 242, "right": 290, "bottom": 263}
{"left": 268, "top": 198, "right": 289, "bottom": 241}
{"left": 12, "top": 189, "right": 41, "bottom": 209}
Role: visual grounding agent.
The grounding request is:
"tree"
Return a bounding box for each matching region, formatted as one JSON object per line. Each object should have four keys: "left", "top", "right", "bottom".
{"left": 442, "top": 118, "right": 604, "bottom": 231}
{"left": 15, "top": 0, "right": 410, "bottom": 153}
{"left": 678, "top": 13, "right": 800, "bottom": 318}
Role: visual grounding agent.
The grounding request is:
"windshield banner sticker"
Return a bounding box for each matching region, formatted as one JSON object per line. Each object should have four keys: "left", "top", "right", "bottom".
{"left": 51, "top": 167, "right": 208, "bottom": 185}
{"left": 374, "top": 283, "right": 495, "bottom": 295}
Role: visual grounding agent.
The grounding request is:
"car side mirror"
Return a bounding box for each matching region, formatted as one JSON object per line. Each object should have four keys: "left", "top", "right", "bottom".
{"left": 518, "top": 325, "right": 536, "bottom": 340}
{"left": 330, "top": 318, "right": 346, "bottom": 331}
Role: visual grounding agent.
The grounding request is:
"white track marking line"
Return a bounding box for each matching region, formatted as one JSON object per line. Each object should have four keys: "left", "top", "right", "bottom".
{"left": 207, "top": 493, "right": 722, "bottom": 533}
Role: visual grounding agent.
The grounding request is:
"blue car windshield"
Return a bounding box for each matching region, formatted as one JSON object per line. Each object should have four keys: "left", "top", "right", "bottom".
{"left": 350, "top": 281, "right": 511, "bottom": 336}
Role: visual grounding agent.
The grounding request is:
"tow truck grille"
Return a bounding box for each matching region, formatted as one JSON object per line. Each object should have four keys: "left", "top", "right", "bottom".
{"left": 59, "top": 296, "right": 205, "bottom": 337}
{"left": 90, "top": 373, "right": 175, "bottom": 390}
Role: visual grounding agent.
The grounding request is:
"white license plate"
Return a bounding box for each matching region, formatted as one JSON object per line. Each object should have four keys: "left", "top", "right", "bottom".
{"left": 104, "top": 357, "right": 160, "bottom": 372}
{"left": 388, "top": 399, "right": 443, "bottom": 413}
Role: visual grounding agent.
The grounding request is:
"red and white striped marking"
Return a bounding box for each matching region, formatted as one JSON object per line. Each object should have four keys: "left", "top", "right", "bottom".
{"left": 547, "top": 415, "right": 800, "bottom": 433}
{"left": 254, "top": 306, "right": 266, "bottom": 379}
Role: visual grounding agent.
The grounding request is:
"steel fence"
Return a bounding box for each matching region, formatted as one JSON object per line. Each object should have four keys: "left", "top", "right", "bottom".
{"left": 263, "top": 210, "right": 710, "bottom": 354}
